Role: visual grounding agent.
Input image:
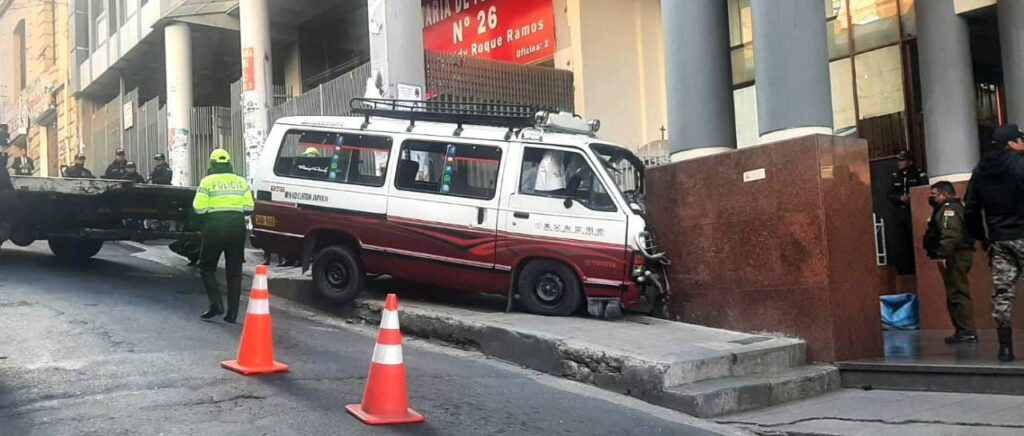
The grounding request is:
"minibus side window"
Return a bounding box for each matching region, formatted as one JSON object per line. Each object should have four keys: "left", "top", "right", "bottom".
{"left": 273, "top": 130, "right": 392, "bottom": 187}
{"left": 520, "top": 147, "right": 616, "bottom": 212}
{"left": 395, "top": 140, "right": 502, "bottom": 200}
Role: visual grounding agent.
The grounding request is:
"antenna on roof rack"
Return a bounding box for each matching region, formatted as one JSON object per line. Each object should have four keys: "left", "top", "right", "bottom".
{"left": 350, "top": 98, "right": 538, "bottom": 130}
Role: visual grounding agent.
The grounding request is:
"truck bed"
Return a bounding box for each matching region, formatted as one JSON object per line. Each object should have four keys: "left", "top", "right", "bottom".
{"left": 7, "top": 176, "right": 199, "bottom": 242}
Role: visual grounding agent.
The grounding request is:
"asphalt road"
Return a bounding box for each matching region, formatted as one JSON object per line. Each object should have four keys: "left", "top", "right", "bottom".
{"left": 0, "top": 242, "right": 727, "bottom": 436}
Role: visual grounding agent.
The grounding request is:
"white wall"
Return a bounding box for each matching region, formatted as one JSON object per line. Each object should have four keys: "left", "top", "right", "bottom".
{"left": 553, "top": 0, "right": 667, "bottom": 151}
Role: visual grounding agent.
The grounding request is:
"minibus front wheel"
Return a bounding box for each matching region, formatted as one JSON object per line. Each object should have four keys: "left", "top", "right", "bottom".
{"left": 517, "top": 260, "right": 583, "bottom": 316}
{"left": 312, "top": 245, "right": 366, "bottom": 305}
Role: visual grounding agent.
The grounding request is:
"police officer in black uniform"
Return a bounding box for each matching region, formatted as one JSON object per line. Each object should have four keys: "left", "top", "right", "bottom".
{"left": 64, "top": 154, "right": 95, "bottom": 178}
{"left": 121, "top": 161, "right": 146, "bottom": 183}
{"left": 887, "top": 151, "right": 928, "bottom": 274}
{"left": 104, "top": 149, "right": 128, "bottom": 179}
{"left": 149, "top": 153, "right": 173, "bottom": 185}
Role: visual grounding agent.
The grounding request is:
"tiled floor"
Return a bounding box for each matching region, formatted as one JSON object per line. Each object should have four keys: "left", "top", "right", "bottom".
{"left": 718, "top": 330, "right": 1024, "bottom": 435}
{"left": 861, "top": 329, "right": 1024, "bottom": 368}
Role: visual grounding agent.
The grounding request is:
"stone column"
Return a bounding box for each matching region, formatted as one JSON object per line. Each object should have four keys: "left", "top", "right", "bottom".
{"left": 164, "top": 22, "right": 193, "bottom": 186}
{"left": 283, "top": 43, "right": 303, "bottom": 97}
{"left": 239, "top": 0, "right": 273, "bottom": 179}
{"left": 1000, "top": 0, "right": 1024, "bottom": 124}
{"left": 662, "top": 0, "right": 735, "bottom": 161}
{"left": 367, "top": 0, "right": 426, "bottom": 98}
{"left": 918, "top": 0, "right": 979, "bottom": 180}
{"left": 750, "top": 0, "right": 833, "bottom": 142}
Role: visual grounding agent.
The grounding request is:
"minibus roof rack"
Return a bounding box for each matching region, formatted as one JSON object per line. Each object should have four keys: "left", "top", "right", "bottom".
{"left": 350, "top": 98, "right": 538, "bottom": 130}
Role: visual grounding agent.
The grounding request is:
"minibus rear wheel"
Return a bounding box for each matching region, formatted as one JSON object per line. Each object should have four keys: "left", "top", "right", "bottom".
{"left": 517, "top": 260, "right": 582, "bottom": 316}
{"left": 312, "top": 245, "right": 365, "bottom": 305}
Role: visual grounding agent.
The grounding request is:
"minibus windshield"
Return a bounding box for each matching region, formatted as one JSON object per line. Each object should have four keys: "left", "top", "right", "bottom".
{"left": 590, "top": 143, "right": 645, "bottom": 201}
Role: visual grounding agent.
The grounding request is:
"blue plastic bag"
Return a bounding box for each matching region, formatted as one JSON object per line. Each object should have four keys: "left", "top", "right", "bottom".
{"left": 880, "top": 293, "right": 920, "bottom": 330}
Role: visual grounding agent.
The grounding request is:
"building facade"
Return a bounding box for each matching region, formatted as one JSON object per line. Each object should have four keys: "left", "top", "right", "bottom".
{"left": 1, "top": 0, "right": 81, "bottom": 176}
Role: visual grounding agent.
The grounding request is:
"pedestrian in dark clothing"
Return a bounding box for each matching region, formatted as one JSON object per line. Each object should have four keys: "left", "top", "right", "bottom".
{"left": 11, "top": 147, "right": 34, "bottom": 176}
{"left": 0, "top": 150, "right": 14, "bottom": 249}
{"left": 965, "top": 123, "right": 1024, "bottom": 362}
{"left": 121, "top": 161, "right": 146, "bottom": 183}
{"left": 170, "top": 211, "right": 202, "bottom": 266}
{"left": 887, "top": 150, "right": 928, "bottom": 275}
{"left": 924, "top": 181, "right": 976, "bottom": 344}
{"left": 104, "top": 149, "right": 128, "bottom": 180}
{"left": 64, "top": 154, "right": 95, "bottom": 178}
{"left": 149, "top": 153, "right": 173, "bottom": 185}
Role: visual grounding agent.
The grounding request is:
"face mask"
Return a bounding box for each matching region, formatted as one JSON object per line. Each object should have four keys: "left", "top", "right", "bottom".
{"left": 928, "top": 197, "right": 941, "bottom": 207}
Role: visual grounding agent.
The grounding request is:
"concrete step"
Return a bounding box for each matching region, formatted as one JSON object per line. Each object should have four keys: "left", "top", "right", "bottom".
{"left": 665, "top": 338, "right": 807, "bottom": 387}
{"left": 838, "top": 360, "right": 1024, "bottom": 395}
{"left": 659, "top": 365, "right": 841, "bottom": 418}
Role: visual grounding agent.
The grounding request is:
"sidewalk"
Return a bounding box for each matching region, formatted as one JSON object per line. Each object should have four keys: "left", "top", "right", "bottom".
{"left": 719, "top": 388, "right": 1024, "bottom": 436}
{"left": 127, "top": 242, "right": 838, "bottom": 419}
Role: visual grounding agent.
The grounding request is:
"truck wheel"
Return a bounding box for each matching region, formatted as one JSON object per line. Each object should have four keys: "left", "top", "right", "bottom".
{"left": 48, "top": 239, "right": 104, "bottom": 260}
{"left": 312, "top": 245, "right": 365, "bottom": 305}
{"left": 517, "top": 260, "right": 583, "bottom": 316}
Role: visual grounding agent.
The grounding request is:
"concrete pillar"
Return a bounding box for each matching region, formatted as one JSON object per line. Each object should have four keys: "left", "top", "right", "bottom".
{"left": 918, "top": 0, "right": 979, "bottom": 180}
{"left": 283, "top": 43, "right": 303, "bottom": 97}
{"left": 1000, "top": 0, "right": 1024, "bottom": 124}
{"left": 366, "top": 0, "right": 426, "bottom": 98}
{"left": 662, "top": 0, "right": 735, "bottom": 161}
{"left": 164, "top": 22, "right": 192, "bottom": 186}
{"left": 239, "top": 0, "right": 273, "bottom": 179}
{"left": 750, "top": 0, "right": 833, "bottom": 142}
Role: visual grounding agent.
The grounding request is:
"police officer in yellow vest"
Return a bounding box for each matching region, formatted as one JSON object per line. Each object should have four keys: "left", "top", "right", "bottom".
{"left": 193, "top": 149, "right": 254, "bottom": 323}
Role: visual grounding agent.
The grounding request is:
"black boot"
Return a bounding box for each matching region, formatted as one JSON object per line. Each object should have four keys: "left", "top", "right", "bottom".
{"left": 998, "top": 327, "right": 1015, "bottom": 362}
{"left": 201, "top": 305, "right": 223, "bottom": 319}
{"left": 944, "top": 331, "right": 979, "bottom": 344}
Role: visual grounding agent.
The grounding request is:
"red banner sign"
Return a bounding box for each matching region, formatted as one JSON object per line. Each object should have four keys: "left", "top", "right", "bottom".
{"left": 242, "top": 47, "right": 255, "bottom": 92}
{"left": 422, "top": 0, "right": 556, "bottom": 65}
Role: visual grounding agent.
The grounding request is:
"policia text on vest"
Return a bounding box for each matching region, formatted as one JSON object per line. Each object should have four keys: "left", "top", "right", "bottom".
{"left": 193, "top": 149, "right": 254, "bottom": 323}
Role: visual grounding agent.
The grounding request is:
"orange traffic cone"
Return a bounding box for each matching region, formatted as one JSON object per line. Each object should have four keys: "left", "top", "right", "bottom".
{"left": 221, "top": 265, "right": 289, "bottom": 375}
{"left": 346, "top": 294, "right": 424, "bottom": 425}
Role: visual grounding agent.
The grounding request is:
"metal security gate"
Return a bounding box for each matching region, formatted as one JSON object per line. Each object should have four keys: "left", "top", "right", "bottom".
{"left": 188, "top": 106, "right": 238, "bottom": 186}
{"left": 264, "top": 62, "right": 372, "bottom": 126}
{"left": 261, "top": 53, "right": 575, "bottom": 126}
{"left": 425, "top": 52, "right": 574, "bottom": 113}
{"left": 86, "top": 93, "right": 234, "bottom": 186}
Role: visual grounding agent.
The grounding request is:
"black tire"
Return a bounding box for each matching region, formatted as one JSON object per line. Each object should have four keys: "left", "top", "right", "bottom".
{"left": 517, "top": 260, "right": 583, "bottom": 316}
{"left": 48, "top": 238, "right": 104, "bottom": 260}
{"left": 311, "top": 245, "right": 365, "bottom": 304}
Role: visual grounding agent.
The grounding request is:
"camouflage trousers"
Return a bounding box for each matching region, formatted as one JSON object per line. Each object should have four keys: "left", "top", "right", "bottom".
{"left": 990, "top": 239, "right": 1024, "bottom": 326}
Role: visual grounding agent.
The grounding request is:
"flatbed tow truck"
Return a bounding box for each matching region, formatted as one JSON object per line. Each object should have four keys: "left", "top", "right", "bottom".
{"left": 2, "top": 176, "right": 198, "bottom": 260}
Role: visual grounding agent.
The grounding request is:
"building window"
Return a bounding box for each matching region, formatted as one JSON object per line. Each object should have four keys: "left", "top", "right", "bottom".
{"left": 728, "top": 0, "right": 754, "bottom": 86}
{"left": 855, "top": 45, "right": 905, "bottom": 120}
{"left": 854, "top": 45, "right": 907, "bottom": 158}
{"left": 93, "top": 0, "right": 108, "bottom": 46}
{"left": 850, "top": 0, "right": 901, "bottom": 52}
{"left": 108, "top": 0, "right": 118, "bottom": 36}
{"left": 900, "top": 0, "right": 916, "bottom": 37}
{"left": 14, "top": 20, "right": 26, "bottom": 91}
{"left": 826, "top": 0, "right": 851, "bottom": 59}
{"left": 831, "top": 58, "right": 856, "bottom": 130}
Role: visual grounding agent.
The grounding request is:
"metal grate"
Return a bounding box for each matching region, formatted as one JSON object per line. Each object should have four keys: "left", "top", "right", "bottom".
{"left": 874, "top": 213, "right": 888, "bottom": 266}
{"left": 425, "top": 52, "right": 574, "bottom": 113}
